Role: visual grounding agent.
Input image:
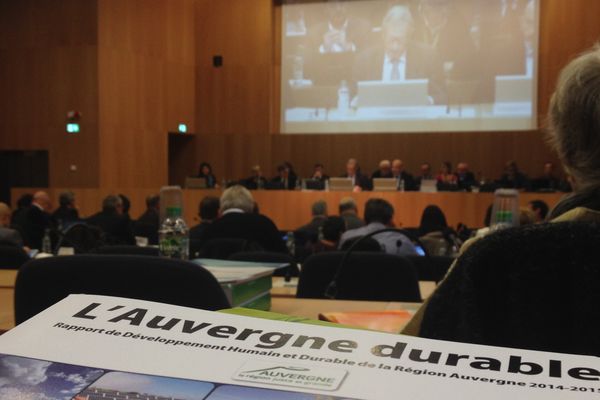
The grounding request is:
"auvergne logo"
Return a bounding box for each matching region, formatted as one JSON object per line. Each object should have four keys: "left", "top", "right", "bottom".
{"left": 233, "top": 360, "right": 348, "bottom": 391}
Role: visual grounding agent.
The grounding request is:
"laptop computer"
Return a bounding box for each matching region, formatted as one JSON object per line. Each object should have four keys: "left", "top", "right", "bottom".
{"left": 185, "top": 177, "right": 207, "bottom": 189}
{"left": 357, "top": 79, "right": 429, "bottom": 107}
{"left": 304, "top": 179, "right": 325, "bottom": 191}
{"left": 373, "top": 178, "right": 398, "bottom": 192}
{"left": 328, "top": 177, "right": 354, "bottom": 191}
{"left": 420, "top": 179, "right": 438, "bottom": 193}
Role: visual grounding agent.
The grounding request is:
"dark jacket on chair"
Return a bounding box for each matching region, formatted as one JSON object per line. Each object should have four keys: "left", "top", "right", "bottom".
{"left": 134, "top": 208, "right": 160, "bottom": 245}
{"left": 202, "top": 211, "right": 286, "bottom": 253}
{"left": 417, "top": 220, "right": 600, "bottom": 356}
{"left": 87, "top": 210, "right": 135, "bottom": 246}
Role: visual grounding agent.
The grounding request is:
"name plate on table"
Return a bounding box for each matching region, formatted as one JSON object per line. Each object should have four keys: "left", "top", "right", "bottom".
{"left": 0, "top": 294, "right": 598, "bottom": 399}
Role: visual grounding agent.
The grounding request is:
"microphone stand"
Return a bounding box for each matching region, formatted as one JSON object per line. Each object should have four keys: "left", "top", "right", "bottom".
{"left": 324, "top": 227, "right": 431, "bottom": 299}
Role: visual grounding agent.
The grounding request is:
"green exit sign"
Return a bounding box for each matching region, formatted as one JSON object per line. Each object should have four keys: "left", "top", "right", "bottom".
{"left": 66, "top": 123, "right": 80, "bottom": 133}
{"left": 178, "top": 123, "right": 187, "bottom": 133}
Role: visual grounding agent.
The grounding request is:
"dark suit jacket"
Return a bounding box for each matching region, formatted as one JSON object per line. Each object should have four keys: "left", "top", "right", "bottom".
{"left": 392, "top": 171, "right": 418, "bottom": 191}
{"left": 341, "top": 172, "right": 371, "bottom": 191}
{"left": 23, "top": 206, "right": 54, "bottom": 249}
{"left": 52, "top": 206, "right": 80, "bottom": 227}
{"left": 202, "top": 212, "right": 287, "bottom": 253}
{"left": 456, "top": 172, "right": 477, "bottom": 191}
{"left": 371, "top": 170, "right": 394, "bottom": 179}
{"left": 134, "top": 208, "right": 160, "bottom": 245}
{"left": 242, "top": 176, "right": 268, "bottom": 190}
{"left": 189, "top": 221, "right": 212, "bottom": 242}
{"left": 271, "top": 175, "right": 298, "bottom": 191}
{"left": 295, "top": 216, "right": 327, "bottom": 244}
{"left": 87, "top": 210, "right": 136, "bottom": 246}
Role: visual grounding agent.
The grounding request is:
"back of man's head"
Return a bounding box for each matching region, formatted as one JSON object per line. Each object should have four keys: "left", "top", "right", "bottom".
{"left": 200, "top": 196, "right": 220, "bottom": 221}
{"left": 339, "top": 197, "right": 358, "bottom": 215}
{"left": 0, "top": 202, "right": 11, "bottom": 227}
{"left": 312, "top": 200, "right": 328, "bottom": 217}
{"left": 102, "top": 195, "right": 122, "bottom": 213}
{"left": 529, "top": 200, "right": 549, "bottom": 221}
{"left": 17, "top": 194, "right": 33, "bottom": 209}
{"left": 322, "top": 216, "right": 346, "bottom": 242}
{"left": 59, "top": 191, "right": 75, "bottom": 208}
{"left": 146, "top": 195, "right": 160, "bottom": 210}
{"left": 364, "top": 198, "right": 394, "bottom": 225}
{"left": 220, "top": 185, "right": 255, "bottom": 214}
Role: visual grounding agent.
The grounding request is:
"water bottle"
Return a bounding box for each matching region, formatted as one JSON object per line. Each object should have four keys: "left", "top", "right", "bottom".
{"left": 292, "top": 55, "right": 304, "bottom": 84}
{"left": 399, "top": 179, "right": 405, "bottom": 192}
{"left": 286, "top": 231, "right": 296, "bottom": 257}
{"left": 318, "top": 225, "right": 324, "bottom": 242}
{"left": 490, "top": 189, "right": 520, "bottom": 231}
{"left": 257, "top": 177, "right": 264, "bottom": 190}
{"left": 337, "top": 80, "right": 350, "bottom": 114}
{"left": 159, "top": 206, "right": 189, "bottom": 260}
{"left": 324, "top": 179, "right": 330, "bottom": 192}
{"left": 42, "top": 228, "right": 52, "bottom": 254}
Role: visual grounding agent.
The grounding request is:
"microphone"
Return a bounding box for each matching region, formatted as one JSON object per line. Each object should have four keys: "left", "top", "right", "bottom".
{"left": 324, "top": 228, "right": 429, "bottom": 299}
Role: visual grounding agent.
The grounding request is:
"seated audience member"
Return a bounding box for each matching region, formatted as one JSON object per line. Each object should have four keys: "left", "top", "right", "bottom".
{"left": 10, "top": 193, "right": 33, "bottom": 235}
{"left": 52, "top": 191, "right": 79, "bottom": 228}
{"left": 311, "top": 163, "right": 330, "bottom": 182}
{"left": 201, "top": 185, "right": 287, "bottom": 253}
{"left": 532, "top": 162, "right": 561, "bottom": 191}
{"left": 295, "top": 200, "right": 328, "bottom": 244}
{"left": 271, "top": 164, "right": 297, "bottom": 190}
{"left": 418, "top": 205, "right": 461, "bottom": 256}
{"left": 415, "top": 162, "right": 434, "bottom": 188}
{"left": 311, "top": 216, "right": 347, "bottom": 253}
{"left": 0, "top": 202, "right": 24, "bottom": 247}
{"left": 371, "top": 160, "right": 393, "bottom": 179}
{"left": 339, "top": 198, "right": 417, "bottom": 256}
{"left": 403, "top": 45, "right": 600, "bottom": 337}
{"left": 189, "top": 196, "right": 220, "bottom": 242}
{"left": 342, "top": 158, "right": 370, "bottom": 191}
{"left": 339, "top": 197, "right": 364, "bottom": 230}
{"left": 519, "top": 207, "right": 537, "bottom": 226}
{"left": 86, "top": 195, "right": 135, "bottom": 245}
{"left": 455, "top": 162, "right": 478, "bottom": 191}
{"left": 391, "top": 159, "right": 417, "bottom": 191}
{"left": 243, "top": 165, "right": 268, "bottom": 190}
{"left": 198, "top": 162, "right": 219, "bottom": 189}
{"left": 528, "top": 200, "right": 549, "bottom": 223}
{"left": 133, "top": 195, "right": 160, "bottom": 245}
{"left": 497, "top": 160, "right": 531, "bottom": 190}
{"left": 23, "top": 191, "right": 55, "bottom": 249}
{"left": 436, "top": 161, "right": 457, "bottom": 186}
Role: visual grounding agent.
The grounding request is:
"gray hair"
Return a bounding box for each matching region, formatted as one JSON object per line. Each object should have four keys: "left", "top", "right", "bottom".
{"left": 312, "top": 200, "right": 328, "bottom": 217}
{"left": 220, "top": 185, "right": 255, "bottom": 213}
{"left": 548, "top": 45, "right": 600, "bottom": 190}
{"left": 102, "top": 195, "right": 122, "bottom": 211}
{"left": 339, "top": 197, "right": 358, "bottom": 214}
{"left": 382, "top": 5, "right": 413, "bottom": 34}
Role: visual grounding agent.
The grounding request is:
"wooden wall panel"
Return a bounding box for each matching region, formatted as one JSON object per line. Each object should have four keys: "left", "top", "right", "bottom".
{"left": 0, "top": 0, "right": 100, "bottom": 188}
{"left": 98, "top": 0, "right": 196, "bottom": 188}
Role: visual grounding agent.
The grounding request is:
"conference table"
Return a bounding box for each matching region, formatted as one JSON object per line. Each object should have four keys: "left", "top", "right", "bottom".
{"left": 0, "top": 271, "right": 428, "bottom": 333}
{"left": 12, "top": 188, "right": 564, "bottom": 231}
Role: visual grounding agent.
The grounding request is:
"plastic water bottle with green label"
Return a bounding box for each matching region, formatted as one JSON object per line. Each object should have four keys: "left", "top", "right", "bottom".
{"left": 159, "top": 206, "right": 189, "bottom": 260}
{"left": 158, "top": 186, "right": 189, "bottom": 260}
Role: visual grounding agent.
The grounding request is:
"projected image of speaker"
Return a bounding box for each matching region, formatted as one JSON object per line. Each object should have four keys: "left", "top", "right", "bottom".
{"left": 357, "top": 80, "right": 430, "bottom": 107}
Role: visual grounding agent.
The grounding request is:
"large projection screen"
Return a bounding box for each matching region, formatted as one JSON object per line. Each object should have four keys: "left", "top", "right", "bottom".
{"left": 281, "top": 0, "right": 539, "bottom": 134}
